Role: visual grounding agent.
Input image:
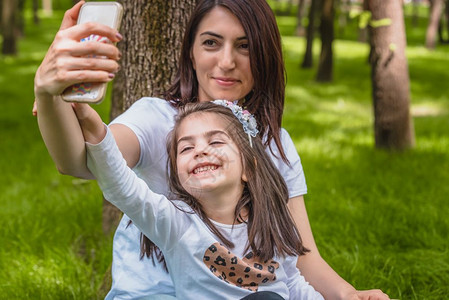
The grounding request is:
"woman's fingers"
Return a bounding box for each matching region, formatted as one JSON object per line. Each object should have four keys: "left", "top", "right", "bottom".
{"left": 59, "top": 0, "right": 85, "bottom": 30}
{"left": 61, "top": 22, "right": 122, "bottom": 44}
{"left": 35, "top": 15, "right": 122, "bottom": 98}
{"left": 64, "top": 56, "right": 120, "bottom": 73}
{"left": 61, "top": 69, "right": 116, "bottom": 85}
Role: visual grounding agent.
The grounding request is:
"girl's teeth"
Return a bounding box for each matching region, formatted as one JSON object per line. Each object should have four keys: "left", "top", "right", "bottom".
{"left": 193, "top": 165, "right": 217, "bottom": 174}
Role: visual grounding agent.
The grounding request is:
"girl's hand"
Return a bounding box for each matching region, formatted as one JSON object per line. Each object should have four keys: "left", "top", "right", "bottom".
{"left": 72, "top": 102, "right": 106, "bottom": 144}
{"left": 34, "top": 0, "right": 122, "bottom": 100}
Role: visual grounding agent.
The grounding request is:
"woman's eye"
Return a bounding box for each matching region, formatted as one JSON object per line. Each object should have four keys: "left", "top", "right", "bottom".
{"left": 203, "top": 39, "right": 217, "bottom": 47}
{"left": 240, "top": 43, "right": 249, "bottom": 49}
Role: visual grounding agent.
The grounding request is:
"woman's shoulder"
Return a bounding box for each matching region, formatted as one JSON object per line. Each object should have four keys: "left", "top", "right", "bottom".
{"left": 127, "top": 97, "right": 177, "bottom": 114}
{"left": 110, "top": 97, "right": 177, "bottom": 125}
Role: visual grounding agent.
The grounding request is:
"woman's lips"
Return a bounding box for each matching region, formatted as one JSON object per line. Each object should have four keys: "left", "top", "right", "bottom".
{"left": 213, "top": 77, "right": 239, "bottom": 87}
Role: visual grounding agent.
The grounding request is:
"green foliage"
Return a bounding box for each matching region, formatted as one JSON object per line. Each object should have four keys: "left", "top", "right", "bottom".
{"left": 279, "top": 10, "right": 449, "bottom": 300}
{"left": 0, "top": 11, "right": 112, "bottom": 300}
{"left": 1, "top": 3, "right": 448, "bottom": 299}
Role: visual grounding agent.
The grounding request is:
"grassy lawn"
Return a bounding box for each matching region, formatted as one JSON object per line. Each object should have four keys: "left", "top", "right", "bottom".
{"left": 1, "top": 4, "right": 448, "bottom": 299}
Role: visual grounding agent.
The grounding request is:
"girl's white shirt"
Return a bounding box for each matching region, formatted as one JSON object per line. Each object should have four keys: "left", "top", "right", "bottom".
{"left": 87, "top": 126, "right": 321, "bottom": 300}
{"left": 105, "top": 97, "right": 307, "bottom": 299}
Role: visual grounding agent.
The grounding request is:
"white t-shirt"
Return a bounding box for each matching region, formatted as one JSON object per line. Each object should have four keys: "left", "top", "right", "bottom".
{"left": 87, "top": 128, "right": 321, "bottom": 300}
{"left": 106, "top": 98, "right": 307, "bottom": 299}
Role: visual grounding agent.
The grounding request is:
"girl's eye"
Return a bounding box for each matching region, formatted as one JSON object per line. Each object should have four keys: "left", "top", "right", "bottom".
{"left": 179, "top": 146, "right": 193, "bottom": 154}
{"left": 210, "top": 141, "right": 224, "bottom": 146}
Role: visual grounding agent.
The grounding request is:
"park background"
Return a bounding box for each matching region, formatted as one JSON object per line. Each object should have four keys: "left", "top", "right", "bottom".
{"left": 0, "top": 0, "right": 448, "bottom": 299}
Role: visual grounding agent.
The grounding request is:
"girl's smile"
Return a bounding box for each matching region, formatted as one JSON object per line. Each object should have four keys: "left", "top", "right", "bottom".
{"left": 191, "top": 163, "right": 219, "bottom": 175}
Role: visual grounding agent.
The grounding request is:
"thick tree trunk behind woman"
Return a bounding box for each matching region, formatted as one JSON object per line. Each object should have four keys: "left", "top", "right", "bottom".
{"left": 366, "top": 0, "right": 415, "bottom": 150}
{"left": 103, "top": 0, "right": 197, "bottom": 235}
{"left": 97, "top": 0, "right": 197, "bottom": 296}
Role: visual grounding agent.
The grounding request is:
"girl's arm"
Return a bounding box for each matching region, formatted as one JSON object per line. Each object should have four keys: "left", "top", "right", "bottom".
{"left": 83, "top": 122, "right": 180, "bottom": 249}
{"left": 288, "top": 196, "right": 389, "bottom": 300}
{"left": 34, "top": 1, "right": 122, "bottom": 178}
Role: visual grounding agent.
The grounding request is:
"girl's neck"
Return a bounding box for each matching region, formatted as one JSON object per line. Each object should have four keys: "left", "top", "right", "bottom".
{"left": 198, "top": 189, "right": 246, "bottom": 225}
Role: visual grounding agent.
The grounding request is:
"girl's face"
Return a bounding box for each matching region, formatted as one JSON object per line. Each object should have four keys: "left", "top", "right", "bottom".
{"left": 175, "top": 112, "right": 247, "bottom": 201}
{"left": 191, "top": 7, "right": 254, "bottom": 102}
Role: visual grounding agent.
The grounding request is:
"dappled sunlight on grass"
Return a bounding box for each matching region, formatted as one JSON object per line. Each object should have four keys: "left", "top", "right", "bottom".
{"left": 279, "top": 19, "right": 449, "bottom": 297}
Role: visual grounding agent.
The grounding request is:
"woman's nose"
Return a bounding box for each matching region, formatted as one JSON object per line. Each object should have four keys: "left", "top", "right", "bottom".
{"left": 218, "top": 46, "right": 236, "bottom": 71}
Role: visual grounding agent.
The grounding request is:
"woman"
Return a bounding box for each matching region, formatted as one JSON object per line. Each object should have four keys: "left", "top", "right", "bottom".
{"left": 34, "top": 0, "right": 389, "bottom": 299}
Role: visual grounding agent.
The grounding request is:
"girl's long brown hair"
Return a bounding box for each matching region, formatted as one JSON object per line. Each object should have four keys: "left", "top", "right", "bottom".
{"left": 142, "top": 0, "right": 292, "bottom": 265}
{"left": 167, "top": 103, "right": 307, "bottom": 262}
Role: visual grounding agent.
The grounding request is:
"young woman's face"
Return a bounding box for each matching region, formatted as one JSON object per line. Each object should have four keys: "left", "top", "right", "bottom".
{"left": 175, "top": 112, "right": 247, "bottom": 201}
{"left": 191, "top": 7, "right": 254, "bottom": 102}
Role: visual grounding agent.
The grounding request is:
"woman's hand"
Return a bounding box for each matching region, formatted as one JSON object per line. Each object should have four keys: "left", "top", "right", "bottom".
{"left": 34, "top": 0, "right": 122, "bottom": 100}
{"left": 354, "top": 289, "right": 390, "bottom": 300}
{"left": 344, "top": 289, "right": 390, "bottom": 300}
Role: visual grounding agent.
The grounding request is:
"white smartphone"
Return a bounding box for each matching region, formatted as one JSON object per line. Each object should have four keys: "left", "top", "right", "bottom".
{"left": 62, "top": 1, "right": 123, "bottom": 104}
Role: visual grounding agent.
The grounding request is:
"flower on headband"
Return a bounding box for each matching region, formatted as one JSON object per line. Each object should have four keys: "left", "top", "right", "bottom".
{"left": 212, "top": 100, "right": 259, "bottom": 138}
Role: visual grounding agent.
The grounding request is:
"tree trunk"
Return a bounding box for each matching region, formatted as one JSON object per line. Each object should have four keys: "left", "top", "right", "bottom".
{"left": 42, "top": 0, "right": 52, "bottom": 16}
{"left": 1, "top": 0, "right": 18, "bottom": 55}
{"left": 366, "top": 0, "right": 414, "bottom": 150}
{"left": 104, "top": 0, "right": 197, "bottom": 235}
{"left": 412, "top": 0, "right": 419, "bottom": 27}
{"left": 444, "top": 0, "right": 449, "bottom": 43}
{"left": 426, "top": 0, "right": 444, "bottom": 49}
{"left": 337, "top": 0, "right": 349, "bottom": 36}
{"left": 296, "top": 0, "right": 307, "bottom": 36}
{"left": 32, "top": 0, "right": 40, "bottom": 25}
{"left": 16, "top": 0, "right": 25, "bottom": 37}
{"left": 316, "top": 0, "right": 334, "bottom": 82}
{"left": 302, "top": 0, "right": 321, "bottom": 68}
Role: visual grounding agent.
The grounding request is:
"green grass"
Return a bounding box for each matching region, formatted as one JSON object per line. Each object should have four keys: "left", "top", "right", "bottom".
{"left": 1, "top": 4, "right": 448, "bottom": 300}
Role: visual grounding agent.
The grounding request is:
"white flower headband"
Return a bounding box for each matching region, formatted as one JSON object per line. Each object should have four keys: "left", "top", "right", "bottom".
{"left": 212, "top": 100, "right": 259, "bottom": 147}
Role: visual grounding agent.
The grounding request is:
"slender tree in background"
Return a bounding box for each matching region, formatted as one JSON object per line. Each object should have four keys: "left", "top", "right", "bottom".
{"left": 1, "top": 0, "right": 18, "bottom": 55}
{"left": 444, "top": 0, "right": 449, "bottom": 43}
{"left": 426, "top": 0, "right": 445, "bottom": 49}
{"left": 412, "top": 0, "right": 420, "bottom": 27}
{"left": 302, "top": 0, "right": 321, "bottom": 68}
{"left": 296, "top": 0, "right": 307, "bottom": 36}
{"left": 316, "top": 0, "right": 334, "bottom": 81}
{"left": 17, "top": 0, "right": 25, "bottom": 37}
{"left": 42, "top": 0, "right": 52, "bottom": 16}
{"left": 103, "top": 0, "right": 197, "bottom": 235}
{"left": 365, "top": 0, "right": 415, "bottom": 150}
{"left": 32, "top": 0, "right": 40, "bottom": 24}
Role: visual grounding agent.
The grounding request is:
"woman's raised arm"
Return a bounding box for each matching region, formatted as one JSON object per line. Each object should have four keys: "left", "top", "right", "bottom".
{"left": 34, "top": 1, "right": 122, "bottom": 178}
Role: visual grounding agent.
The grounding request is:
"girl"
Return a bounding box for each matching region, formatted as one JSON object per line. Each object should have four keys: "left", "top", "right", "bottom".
{"left": 79, "top": 100, "right": 324, "bottom": 300}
